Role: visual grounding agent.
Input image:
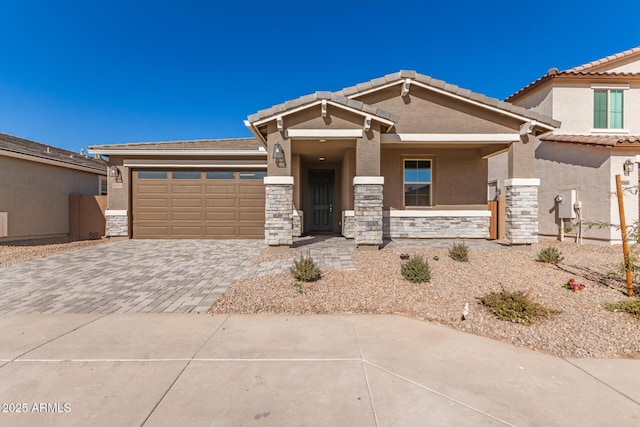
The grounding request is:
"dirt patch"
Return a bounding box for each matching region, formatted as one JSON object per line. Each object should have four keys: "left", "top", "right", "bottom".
{"left": 0, "top": 237, "right": 108, "bottom": 268}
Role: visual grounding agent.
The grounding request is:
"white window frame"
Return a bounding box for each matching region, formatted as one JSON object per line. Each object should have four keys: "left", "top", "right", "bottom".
{"left": 403, "top": 159, "right": 432, "bottom": 208}
{"left": 99, "top": 176, "right": 108, "bottom": 195}
{"left": 591, "top": 84, "right": 629, "bottom": 134}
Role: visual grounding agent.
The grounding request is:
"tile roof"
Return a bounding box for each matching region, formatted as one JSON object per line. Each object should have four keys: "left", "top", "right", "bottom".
{"left": 540, "top": 134, "right": 640, "bottom": 147}
{"left": 0, "top": 132, "right": 106, "bottom": 173}
{"left": 567, "top": 46, "right": 640, "bottom": 72}
{"left": 246, "top": 92, "right": 399, "bottom": 124}
{"left": 506, "top": 46, "right": 640, "bottom": 102}
{"left": 247, "top": 70, "right": 559, "bottom": 128}
{"left": 89, "top": 137, "right": 262, "bottom": 151}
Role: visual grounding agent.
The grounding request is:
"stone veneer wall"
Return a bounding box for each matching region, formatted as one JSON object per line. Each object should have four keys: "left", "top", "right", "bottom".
{"left": 342, "top": 213, "right": 355, "bottom": 238}
{"left": 265, "top": 184, "right": 293, "bottom": 245}
{"left": 505, "top": 180, "right": 539, "bottom": 244}
{"left": 292, "top": 210, "right": 303, "bottom": 237}
{"left": 354, "top": 183, "right": 383, "bottom": 246}
{"left": 383, "top": 216, "right": 489, "bottom": 239}
{"left": 106, "top": 214, "right": 128, "bottom": 237}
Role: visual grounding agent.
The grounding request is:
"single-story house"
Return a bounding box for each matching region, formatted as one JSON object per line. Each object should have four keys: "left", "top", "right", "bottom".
{"left": 489, "top": 46, "right": 640, "bottom": 244}
{"left": 89, "top": 71, "right": 559, "bottom": 248}
{"left": 0, "top": 132, "right": 107, "bottom": 241}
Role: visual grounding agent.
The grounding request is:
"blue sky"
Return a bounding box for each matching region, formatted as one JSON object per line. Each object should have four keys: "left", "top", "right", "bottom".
{"left": 1, "top": 0, "right": 639, "bottom": 153}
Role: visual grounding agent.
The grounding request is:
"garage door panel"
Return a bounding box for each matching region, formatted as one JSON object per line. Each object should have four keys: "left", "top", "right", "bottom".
{"left": 205, "top": 198, "right": 236, "bottom": 208}
{"left": 171, "top": 185, "right": 202, "bottom": 194}
{"left": 137, "top": 211, "right": 170, "bottom": 221}
{"left": 138, "top": 198, "right": 170, "bottom": 208}
{"left": 171, "top": 198, "right": 203, "bottom": 208}
{"left": 171, "top": 211, "right": 203, "bottom": 221}
{"left": 133, "top": 169, "right": 265, "bottom": 239}
{"left": 205, "top": 211, "right": 236, "bottom": 221}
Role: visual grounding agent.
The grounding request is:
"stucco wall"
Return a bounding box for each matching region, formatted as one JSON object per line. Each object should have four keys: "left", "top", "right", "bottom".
{"left": 549, "top": 83, "right": 640, "bottom": 134}
{"left": 510, "top": 83, "right": 553, "bottom": 117}
{"left": 0, "top": 155, "right": 102, "bottom": 240}
{"left": 381, "top": 146, "right": 487, "bottom": 209}
{"left": 357, "top": 85, "right": 521, "bottom": 134}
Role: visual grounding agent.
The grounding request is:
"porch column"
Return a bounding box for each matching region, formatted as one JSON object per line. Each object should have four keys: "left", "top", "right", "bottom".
{"left": 105, "top": 210, "right": 128, "bottom": 237}
{"left": 353, "top": 176, "right": 384, "bottom": 248}
{"left": 264, "top": 176, "right": 294, "bottom": 246}
{"left": 505, "top": 178, "right": 539, "bottom": 244}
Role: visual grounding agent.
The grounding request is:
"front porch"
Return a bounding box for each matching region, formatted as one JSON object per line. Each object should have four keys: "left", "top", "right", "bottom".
{"left": 247, "top": 72, "right": 558, "bottom": 248}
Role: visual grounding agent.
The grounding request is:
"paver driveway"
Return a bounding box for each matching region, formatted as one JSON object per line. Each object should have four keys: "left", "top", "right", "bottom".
{"left": 0, "top": 240, "right": 267, "bottom": 314}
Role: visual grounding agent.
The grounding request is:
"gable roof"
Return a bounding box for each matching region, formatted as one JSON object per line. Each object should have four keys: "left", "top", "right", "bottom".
{"left": 246, "top": 71, "right": 558, "bottom": 140}
{"left": 506, "top": 46, "right": 640, "bottom": 102}
{"left": 0, "top": 132, "right": 106, "bottom": 174}
{"left": 540, "top": 133, "right": 640, "bottom": 148}
{"left": 89, "top": 137, "right": 267, "bottom": 156}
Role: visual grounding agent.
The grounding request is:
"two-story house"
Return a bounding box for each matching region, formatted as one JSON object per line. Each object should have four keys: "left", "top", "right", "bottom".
{"left": 489, "top": 46, "right": 640, "bottom": 244}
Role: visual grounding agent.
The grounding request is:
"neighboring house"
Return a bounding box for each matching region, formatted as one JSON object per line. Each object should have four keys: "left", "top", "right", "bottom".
{"left": 89, "top": 71, "right": 559, "bottom": 248}
{"left": 0, "top": 132, "right": 107, "bottom": 241}
{"left": 489, "top": 46, "right": 640, "bottom": 244}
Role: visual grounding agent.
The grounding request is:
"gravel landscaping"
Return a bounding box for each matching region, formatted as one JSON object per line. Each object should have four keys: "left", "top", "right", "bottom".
{"left": 211, "top": 241, "right": 640, "bottom": 359}
{"left": 0, "top": 237, "right": 108, "bottom": 268}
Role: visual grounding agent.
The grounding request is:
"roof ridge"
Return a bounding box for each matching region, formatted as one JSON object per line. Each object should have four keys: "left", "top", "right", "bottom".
{"left": 565, "top": 46, "right": 640, "bottom": 72}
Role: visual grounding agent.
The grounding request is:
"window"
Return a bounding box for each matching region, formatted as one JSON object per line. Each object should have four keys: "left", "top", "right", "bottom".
{"left": 99, "top": 176, "right": 108, "bottom": 195}
{"left": 206, "top": 171, "right": 235, "bottom": 179}
{"left": 239, "top": 171, "right": 267, "bottom": 180}
{"left": 172, "top": 171, "right": 201, "bottom": 179}
{"left": 404, "top": 160, "right": 431, "bottom": 207}
{"left": 138, "top": 171, "right": 167, "bottom": 179}
{"left": 594, "top": 89, "right": 624, "bottom": 129}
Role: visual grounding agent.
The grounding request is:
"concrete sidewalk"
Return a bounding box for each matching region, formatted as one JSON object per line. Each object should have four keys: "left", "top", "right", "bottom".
{"left": 0, "top": 314, "right": 638, "bottom": 426}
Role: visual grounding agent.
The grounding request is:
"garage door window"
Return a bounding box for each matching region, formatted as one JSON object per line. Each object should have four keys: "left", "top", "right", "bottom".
{"left": 206, "top": 171, "right": 235, "bottom": 179}
{"left": 240, "top": 171, "right": 267, "bottom": 180}
{"left": 172, "top": 171, "right": 201, "bottom": 179}
{"left": 138, "top": 171, "right": 167, "bottom": 179}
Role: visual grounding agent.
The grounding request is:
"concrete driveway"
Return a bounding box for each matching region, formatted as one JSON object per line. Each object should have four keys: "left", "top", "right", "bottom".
{"left": 0, "top": 314, "right": 638, "bottom": 426}
{"left": 0, "top": 240, "right": 268, "bottom": 314}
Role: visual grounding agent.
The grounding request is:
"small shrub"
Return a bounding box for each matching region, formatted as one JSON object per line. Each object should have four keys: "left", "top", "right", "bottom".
{"left": 607, "top": 251, "right": 640, "bottom": 283}
{"left": 292, "top": 282, "right": 304, "bottom": 294}
{"left": 448, "top": 241, "right": 469, "bottom": 262}
{"left": 605, "top": 300, "right": 640, "bottom": 319}
{"left": 537, "top": 246, "right": 565, "bottom": 264}
{"left": 564, "top": 278, "right": 586, "bottom": 292}
{"left": 401, "top": 255, "right": 431, "bottom": 283}
{"left": 479, "top": 288, "right": 559, "bottom": 324}
{"left": 290, "top": 255, "right": 321, "bottom": 282}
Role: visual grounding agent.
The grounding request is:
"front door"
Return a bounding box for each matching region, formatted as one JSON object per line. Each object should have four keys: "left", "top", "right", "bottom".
{"left": 308, "top": 170, "right": 334, "bottom": 232}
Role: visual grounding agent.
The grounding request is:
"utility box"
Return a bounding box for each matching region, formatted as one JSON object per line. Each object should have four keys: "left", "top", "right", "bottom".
{"left": 558, "top": 190, "right": 577, "bottom": 219}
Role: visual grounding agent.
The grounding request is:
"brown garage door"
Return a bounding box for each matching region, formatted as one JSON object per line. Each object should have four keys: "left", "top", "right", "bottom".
{"left": 132, "top": 170, "right": 265, "bottom": 239}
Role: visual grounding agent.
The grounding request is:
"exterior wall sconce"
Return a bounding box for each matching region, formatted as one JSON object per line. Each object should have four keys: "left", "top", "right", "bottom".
{"left": 272, "top": 142, "right": 283, "bottom": 160}
{"left": 623, "top": 159, "right": 634, "bottom": 176}
{"left": 109, "top": 165, "right": 122, "bottom": 182}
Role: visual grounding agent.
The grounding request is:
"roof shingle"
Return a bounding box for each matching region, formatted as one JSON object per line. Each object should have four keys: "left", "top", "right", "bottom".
{"left": 89, "top": 137, "right": 262, "bottom": 151}
{"left": 540, "top": 134, "right": 640, "bottom": 147}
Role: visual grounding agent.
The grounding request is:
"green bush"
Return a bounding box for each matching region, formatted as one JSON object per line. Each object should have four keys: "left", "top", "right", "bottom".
{"left": 605, "top": 299, "right": 640, "bottom": 319}
{"left": 479, "top": 289, "right": 559, "bottom": 324}
{"left": 537, "top": 246, "right": 565, "bottom": 264}
{"left": 290, "top": 255, "right": 321, "bottom": 282}
{"left": 401, "top": 255, "right": 431, "bottom": 283}
{"left": 448, "top": 241, "right": 469, "bottom": 262}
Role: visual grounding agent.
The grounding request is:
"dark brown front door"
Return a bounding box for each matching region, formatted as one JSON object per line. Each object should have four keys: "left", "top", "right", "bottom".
{"left": 308, "top": 170, "right": 334, "bottom": 232}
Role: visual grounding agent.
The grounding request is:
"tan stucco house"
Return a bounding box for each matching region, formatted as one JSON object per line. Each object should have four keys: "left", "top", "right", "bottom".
{"left": 489, "top": 46, "right": 640, "bottom": 244}
{"left": 0, "top": 132, "right": 107, "bottom": 241}
{"left": 89, "top": 71, "right": 559, "bottom": 248}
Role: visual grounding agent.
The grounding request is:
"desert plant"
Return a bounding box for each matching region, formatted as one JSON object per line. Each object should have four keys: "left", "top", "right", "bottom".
{"left": 290, "top": 254, "right": 321, "bottom": 282}
{"left": 448, "top": 241, "right": 469, "bottom": 262}
{"left": 479, "top": 288, "right": 560, "bottom": 324}
{"left": 292, "top": 282, "right": 304, "bottom": 294}
{"left": 401, "top": 255, "right": 431, "bottom": 283}
{"left": 564, "top": 278, "right": 585, "bottom": 292}
{"left": 536, "top": 246, "right": 565, "bottom": 264}
{"left": 605, "top": 299, "right": 640, "bottom": 319}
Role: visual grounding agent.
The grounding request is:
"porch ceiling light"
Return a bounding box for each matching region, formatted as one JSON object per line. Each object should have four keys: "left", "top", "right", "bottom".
{"left": 273, "top": 142, "right": 284, "bottom": 160}
{"left": 319, "top": 157, "right": 325, "bottom": 161}
{"left": 624, "top": 159, "right": 634, "bottom": 176}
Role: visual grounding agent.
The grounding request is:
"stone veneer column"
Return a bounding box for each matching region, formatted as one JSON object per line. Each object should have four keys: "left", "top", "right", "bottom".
{"left": 505, "top": 178, "right": 540, "bottom": 244}
{"left": 264, "top": 176, "right": 294, "bottom": 246}
{"left": 353, "top": 176, "right": 384, "bottom": 248}
{"left": 105, "top": 210, "right": 128, "bottom": 237}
